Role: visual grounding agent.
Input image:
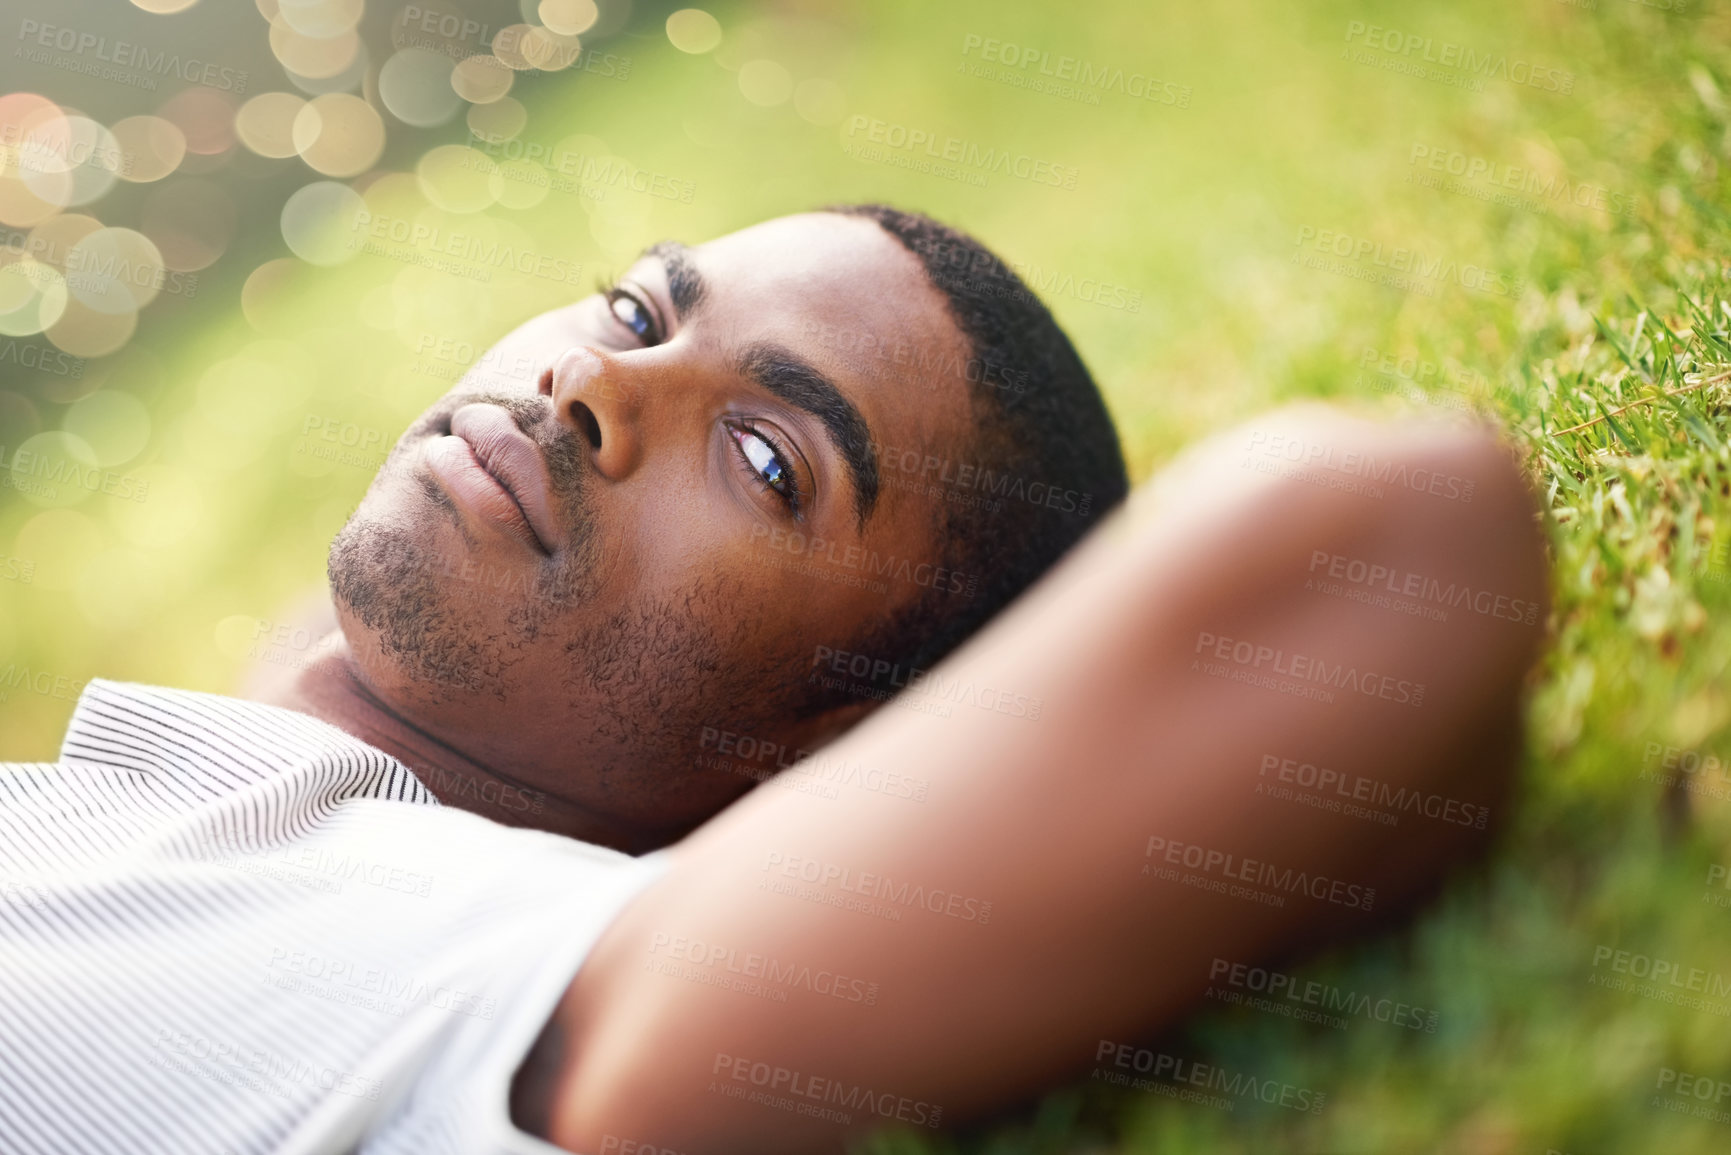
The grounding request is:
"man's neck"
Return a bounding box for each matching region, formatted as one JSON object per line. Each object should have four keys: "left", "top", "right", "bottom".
{"left": 250, "top": 637, "right": 654, "bottom": 853}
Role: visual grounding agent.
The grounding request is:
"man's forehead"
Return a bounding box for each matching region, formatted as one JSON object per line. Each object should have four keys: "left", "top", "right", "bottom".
{"left": 709, "top": 216, "right": 965, "bottom": 388}
{"left": 681, "top": 214, "right": 954, "bottom": 334}
{"left": 695, "top": 212, "right": 904, "bottom": 273}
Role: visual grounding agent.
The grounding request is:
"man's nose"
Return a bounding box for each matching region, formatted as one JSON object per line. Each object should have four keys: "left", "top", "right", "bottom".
{"left": 540, "top": 346, "right": 641, "bottom": 480}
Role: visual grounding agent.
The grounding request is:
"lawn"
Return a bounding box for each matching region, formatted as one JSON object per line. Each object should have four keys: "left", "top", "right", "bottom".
{"left": 3, "top": 0, "right": 1730, "bottom": 1150}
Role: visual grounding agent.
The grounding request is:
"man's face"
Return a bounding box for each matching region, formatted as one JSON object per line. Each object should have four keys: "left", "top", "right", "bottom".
{"left": 330, "top": 212, "right": 976, "bottom": 841}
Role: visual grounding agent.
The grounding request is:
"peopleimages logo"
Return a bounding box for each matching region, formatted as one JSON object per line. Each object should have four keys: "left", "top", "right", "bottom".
{"left": 1244, "top": 427, "right": 1478, "bottom": 503}
{"left": 395, "top": 5, "right": 495, "bottom": 51}
{"left": 1358, "top": 345, "right": 1495, "bottom": 397}
{"left": 809, "top": 644, "right": 1045, "bottom": 720}
{"left": 1093, "top": 1040, "right": 1327, "bottom": 1114}
{"left": 648, "top": 933, "right": 880, "bottom": 1006}
{"left": 1589, "top": 945, "right": 1731, "bottom": 1014}
{"left": 1193, "top": 629, "right": 1427, "bottom": 709}
{"left": 0, "top": 443, "right": 149, "bottom": 504}
{"left": 347, "top": 211, "right": 587, "bottom": 285}
{"left": 748, "top": 524, "right": 979, "bottom": 598}
{"left": 150, "top": 1028, "right": 382, "bottom": 1102}
{"left": 0, "top": 121, "right": 129, "bottom": 176}
{"left": 1144, "top": 834, "right": 1377, "bottom": 910}
{"left": 468, "top": 134, "right": 695, "bottom": 203}
{"left": 0, "top": 338, "right": 83, "bottom": 379}
{"left": 1306, "top": 548, "right": 1541, "bottom": 626}
{"left": 1342, "top": 21, "right": 1574, "bottom": 94}
{"left": 1207, "top": 957, "right": 1440, "bottom": 1032}
{"left": 698, "top": 724, "right": 931, "bottom": 801}
{"left": 958, "top": 34, "right": 1192, "bottom": 108}
{"left": 761, "top": 851, "right": 993, "bottom": 924}
{"left": 795, "top": 317, "right": 1032, "bottom": 393}
{"left": 1294, "top": 225, "right": 1525, "bottom": 299}
{"left": 1407, "top": 144, "right": 1636, "bottom": 217}
{"left": 7, "top": 227, "right": 199, "bottom": 303}
{"left": 1257, "top": 752, "right": 1491, "bottom": 830}
{"left": 1654, "top": 1066, "right": 1731, "bottom": 1125}
{"left": 0, "top": 665, "right": 86, "bottom": 705}
{"left": 843, "top": 115, "right": 1080, "bottom": 190}
{"left": 16, "top": 19, "right": 249, "bottom": 92}
{"left": 710, "top": 1053, "right": 942, "bottom": 1128}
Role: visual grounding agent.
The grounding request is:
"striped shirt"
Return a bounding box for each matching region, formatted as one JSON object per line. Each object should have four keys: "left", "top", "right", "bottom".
{"left": 0, "top": 679, "right": 668, "bottom": 1155}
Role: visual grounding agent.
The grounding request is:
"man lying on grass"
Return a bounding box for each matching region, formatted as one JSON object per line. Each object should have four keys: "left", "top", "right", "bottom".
{"left": 0, "top": 206, "right": 1545, "bottom": 1154}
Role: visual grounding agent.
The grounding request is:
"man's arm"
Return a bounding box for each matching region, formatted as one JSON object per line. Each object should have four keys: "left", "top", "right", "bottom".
{"left": 546, "top": 405, "right": 1548, "bottom": 1153}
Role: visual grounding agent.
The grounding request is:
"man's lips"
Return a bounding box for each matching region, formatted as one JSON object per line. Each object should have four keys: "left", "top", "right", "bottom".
{"left": 423, "top": 403, "right": 562, "bottom": 555}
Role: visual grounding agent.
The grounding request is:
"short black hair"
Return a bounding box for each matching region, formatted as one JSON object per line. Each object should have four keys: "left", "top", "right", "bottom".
{"left": 821, "top": 203, "right": 1130, "bottom": 693}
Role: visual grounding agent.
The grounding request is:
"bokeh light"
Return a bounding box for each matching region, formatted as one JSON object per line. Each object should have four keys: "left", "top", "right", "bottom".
{"left": 522, "top": 27, "right": 582, "bottom": 72}
{"left": 0, "top": 165, "right": 65, "bottom": 227}
{"left": 192, "top": 340, "right": 314, "bottom": 468}
{"left": 156, "top": 88, "right": 237, "bottom": 157}
{"left": 466, "top": 97, "right": 527, "bottom": 141}
{"left": 280, "top": 180, "right": 368, "bottom": 265}
{"left": 539, "top": 0, "right": 599, "bottom": 36}
{"left": 67, "top": 228, "right": 166, "bottom": 314}
{"left": 269, "top": 16, "right": 362, "bottom": 79}
{"left": 277, "top": 0, "right": 363, "bottom": 37}
{"left": 110, "top": 116, "right": 188, "bottom": 183}
{"left": 240, "top": 257, "right": 313, "bottom": 331}
{"left": 492, "top": 25, "right": 537, "bottom": 71}
{"left": 285, "top": 42, "right": 371, "bottom": 97}
{"left": 451, "top": 55, "right": 515, "bottom": 105}
{"left": 0, "top": 92, "right": 60, "bottom": 135}
{"left": 44, "top": 298, "right": 136, "bottom": 358}
{"left": 417, "top": 145, "right": 497, "bottom": 213}
{"left": 9, "top": 435, "right": 102, "bottom": 512}
{"left": 379, "top": 48, "right": 463, "bottom": 127}
{"left": 666, "top": 8, "right": 721, "bottom": 54}
{"left": 292, "top": 93, "right": 385, "bottom": 177}
{"left": 236, "top": 92, "right": 308, "bottom": 158}
{"left": 0, "top": 256, "right": 68, "bottom": 337}
{"left": 14, "top": 508, "right": 103, "bottom": 586}
{"left": 0, "top": 98, "right": 71, "bottom": 221}
{"left": 489, "top": 158, "right": 549, "bottom": 210}
{"left": 28, "top": 214, "right": 104, "bottom": 273}
{"left": 18, "top": 116, "right": 123, "bottom": 207}
{"left": 793, "top": 78, "right": 845, "bottom": 126}
{"left": 738, "top": 60, "right": 793, "bottom": 107}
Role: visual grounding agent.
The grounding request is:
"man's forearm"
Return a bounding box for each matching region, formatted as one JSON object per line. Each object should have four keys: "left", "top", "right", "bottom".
{"left": 551, "top": 406, "right": 1547, "bottom": 1153}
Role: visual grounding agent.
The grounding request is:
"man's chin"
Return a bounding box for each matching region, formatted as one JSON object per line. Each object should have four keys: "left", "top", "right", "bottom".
{"left": 327, "top": 510, "right": 515, "bottom": 702}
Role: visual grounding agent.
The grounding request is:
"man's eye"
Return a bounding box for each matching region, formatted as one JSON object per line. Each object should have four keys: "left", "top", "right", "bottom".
{"left": 607, "top": 288, "right": 661, "bottom": 344}
{"left": 729, "top": 423, "right": 802, "bottom": 513}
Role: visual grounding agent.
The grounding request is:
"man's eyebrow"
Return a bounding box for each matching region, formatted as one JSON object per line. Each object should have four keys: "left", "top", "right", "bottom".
{"left": 736, "top": 342, "right": 880, "bottom": 528}
{"left": 645, "top": 240, "right": 706, "bottom": 319}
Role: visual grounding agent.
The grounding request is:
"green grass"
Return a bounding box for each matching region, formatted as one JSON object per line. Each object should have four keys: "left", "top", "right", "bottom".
{"left": 857, "top": 3, "right": 1731, "bottom": 1152}
{"left": 5, "top": 0, "right": 1731, "bottom": 1149}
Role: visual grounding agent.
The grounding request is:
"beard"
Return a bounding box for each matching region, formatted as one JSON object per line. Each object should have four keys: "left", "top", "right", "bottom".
{"left": 327, "top": 391, "right": 601, "bottom": 703}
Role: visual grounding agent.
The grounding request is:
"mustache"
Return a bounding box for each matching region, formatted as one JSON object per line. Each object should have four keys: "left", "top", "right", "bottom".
{"left": 485, "top": 390, "right": 589, "bottom": 515}
{"left": 404, "top": 388, "right": 591, "bottom": 533}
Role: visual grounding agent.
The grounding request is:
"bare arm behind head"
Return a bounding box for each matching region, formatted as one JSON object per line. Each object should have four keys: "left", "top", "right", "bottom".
{"left": 540, "top": 404, "right": 1548, "bottom": 1153}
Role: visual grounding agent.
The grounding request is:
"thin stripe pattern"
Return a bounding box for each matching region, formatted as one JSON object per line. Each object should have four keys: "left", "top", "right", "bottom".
{"left": 0, "top": 679, "right": 664, "bottom": 1155}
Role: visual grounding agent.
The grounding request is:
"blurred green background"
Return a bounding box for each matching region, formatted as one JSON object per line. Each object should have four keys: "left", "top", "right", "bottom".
{"left": 4, "top": 0, "right": 1731, "bottom": 1150}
